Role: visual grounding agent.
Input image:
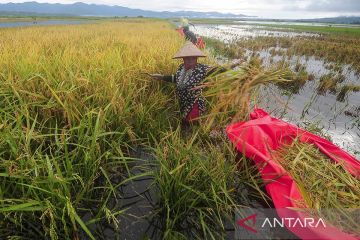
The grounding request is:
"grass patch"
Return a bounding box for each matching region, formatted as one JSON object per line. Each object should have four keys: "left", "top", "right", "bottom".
{"left": 152, "top": 128, "right": 268, "bottom": 239}
{"left": 152, "top": 130, "right": 239, "bottom": 239}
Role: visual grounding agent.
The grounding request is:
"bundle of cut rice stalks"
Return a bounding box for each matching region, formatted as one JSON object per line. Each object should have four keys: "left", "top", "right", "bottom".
{"left": 276, "top": 139, "right": 360, "bottom": 235}
{"left": 199, "top": 65, "right": 291, "bottom": 131}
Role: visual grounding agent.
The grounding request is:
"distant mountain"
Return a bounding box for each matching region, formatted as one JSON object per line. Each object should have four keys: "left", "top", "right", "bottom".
{"left": 0, "top": 1, "right": 248, "bottom": 18}
{"left": 297, "top": 16, "right": 360, "bottom": 24}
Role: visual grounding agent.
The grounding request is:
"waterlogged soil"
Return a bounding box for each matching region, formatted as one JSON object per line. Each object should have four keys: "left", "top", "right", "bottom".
{"left": 253, "top": 50, "right": 360, "bottom": 157}
{"left": 253, "top": 48, "right": 359, "bottom": 85}
{"left": 195, "top": 24, "right": 360, "bottom": 158}
{"left": 81, "top": 148, "right": 298, "bottom": 239}
{"left": 115, "top": 149, "right": 160, "bottom": 240}
{"left": 236, "top": 20, "right": 360, "bottom": 28}
{"left": 82, "top": 148, "right": 160, "bottom": 240}
{"left": 191, "top": 24, "right": 319, "bottom": 43}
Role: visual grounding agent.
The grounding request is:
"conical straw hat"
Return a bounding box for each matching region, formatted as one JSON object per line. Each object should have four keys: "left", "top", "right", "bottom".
{"left": 173, "top": 41, "right": 206, "bottom": 59}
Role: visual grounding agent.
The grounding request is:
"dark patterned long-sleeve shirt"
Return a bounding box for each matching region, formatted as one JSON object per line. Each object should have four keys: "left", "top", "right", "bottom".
{"left": 163, "top": 63, "right": 225, "bottom": 118}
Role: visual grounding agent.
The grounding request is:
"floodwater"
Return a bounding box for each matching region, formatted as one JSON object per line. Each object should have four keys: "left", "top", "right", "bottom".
{"left": 191, "top": 25, "right": 319, "bottom": 43}
{"left": 253, "top": 50, "right": 360, "bottom": 157}
{"left": 81, "top": 148, "right": 160, "bottom": 240}
{"left": 0, "top": 20, "right": 91, "bottom": 28}
{"left": 237, "top": 20, "right": 360, "bottom": 28}
{"left": 194, "top": 24, "right": 360, "bottom": 158}
{"left": 82, "top": 148, "right": 296, "bottom": 240}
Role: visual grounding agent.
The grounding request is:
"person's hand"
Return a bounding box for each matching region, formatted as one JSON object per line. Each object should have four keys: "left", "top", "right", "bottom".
{"left": 147, "top": 73, "right": 164, "bottom": 80}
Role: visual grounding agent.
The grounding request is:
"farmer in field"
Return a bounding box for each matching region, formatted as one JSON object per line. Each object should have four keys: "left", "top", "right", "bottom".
{"left": 179, "top": 18, "right": 197, "bottom": 44}
{"left": 176, "top": 18, "right": 205, "bottom": 49}
{"left": 150, "top": 41, "right": 239, "bottom": 125}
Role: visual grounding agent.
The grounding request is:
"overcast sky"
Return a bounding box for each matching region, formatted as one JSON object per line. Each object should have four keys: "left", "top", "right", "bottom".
{"left": 1, "top": 0, "right": 360, "bottom": 19}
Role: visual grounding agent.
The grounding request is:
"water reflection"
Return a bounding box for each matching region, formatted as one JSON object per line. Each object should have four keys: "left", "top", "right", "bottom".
{"left": 198, "top": 24, "right": 359, "bottom": 158}
{"left": 252, "top": 49, "right": 360, "bottom": 157}
{"left": 191, "top": 24, "right": 320, "bottom": 43}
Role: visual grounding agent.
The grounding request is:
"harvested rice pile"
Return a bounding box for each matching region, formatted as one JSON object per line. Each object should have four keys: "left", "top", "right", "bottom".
{"left": 201, "top": 66, "right": 291, "bottom": 130}
{"left": 276, "top": 140, "right": 360, "bottom": 235}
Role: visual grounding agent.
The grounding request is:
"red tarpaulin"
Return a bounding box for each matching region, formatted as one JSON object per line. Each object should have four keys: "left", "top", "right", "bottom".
{"left": 226, "top": 108, "right": 360, "bottom": 240}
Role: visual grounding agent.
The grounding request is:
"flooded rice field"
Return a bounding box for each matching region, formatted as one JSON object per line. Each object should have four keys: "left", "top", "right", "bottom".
{"left": 236, "top": 20, "right": 360, "bottom": 28}
{"left": 191, "top": 24, "right": 320, "bottom": 43}
{"left": 256, "top": 52, "right": 359, "bottom": 157}
{"left": 82, "top": 148, "right": 295, "bottom": 240}
{"left": 196, "top": 24, "right": 360, "bottom": 158}
{"left": 82, "top": 149, "right": 160, "bottom": 240}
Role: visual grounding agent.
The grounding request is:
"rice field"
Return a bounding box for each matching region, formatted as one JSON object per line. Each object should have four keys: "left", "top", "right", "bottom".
{"left": 200, "top": 24, "right": 360, "bottom": 157}
{"left": 0, "top": 19, "right": 285, "bottom": 239}
{"left": 0, "top": 19, "right": 184, "bottom": 239}
{"left": 1, "top": 17, "right": 359, "bottom": 239}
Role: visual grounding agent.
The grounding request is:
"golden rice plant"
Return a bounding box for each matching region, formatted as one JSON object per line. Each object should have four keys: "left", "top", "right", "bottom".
{"left": 200, "top": 64, "right": 291, "bottom": 131}
{"left": 276, "top": 139, "right": 360, "bottom": 235}
{"left": 0, "top": 19, "right": 184, "bottom": 239}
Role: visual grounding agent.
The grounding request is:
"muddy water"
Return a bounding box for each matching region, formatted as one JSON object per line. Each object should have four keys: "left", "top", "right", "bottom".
{"left": 237, "top": 20, "right": 360, "bottom": 28}
{"left": 83, "top": 148, "right": 261, "bottom": 240}
{"left": 83, "top": 147, "right": 294, "bottom": 240}
{"left": 253, "top": 50, "right": 360, "bottom": 157}
{"left": 108, "top": 149, "right": 159, "bottom": 240}
{"left": 191, "top": 25, "right": 319, "bottom": 43}
{"left": 80, "top": 149, "right": 160, "bottom": 239}
{"left": 195, "top": 24, "right": 360, "bottom": 158}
